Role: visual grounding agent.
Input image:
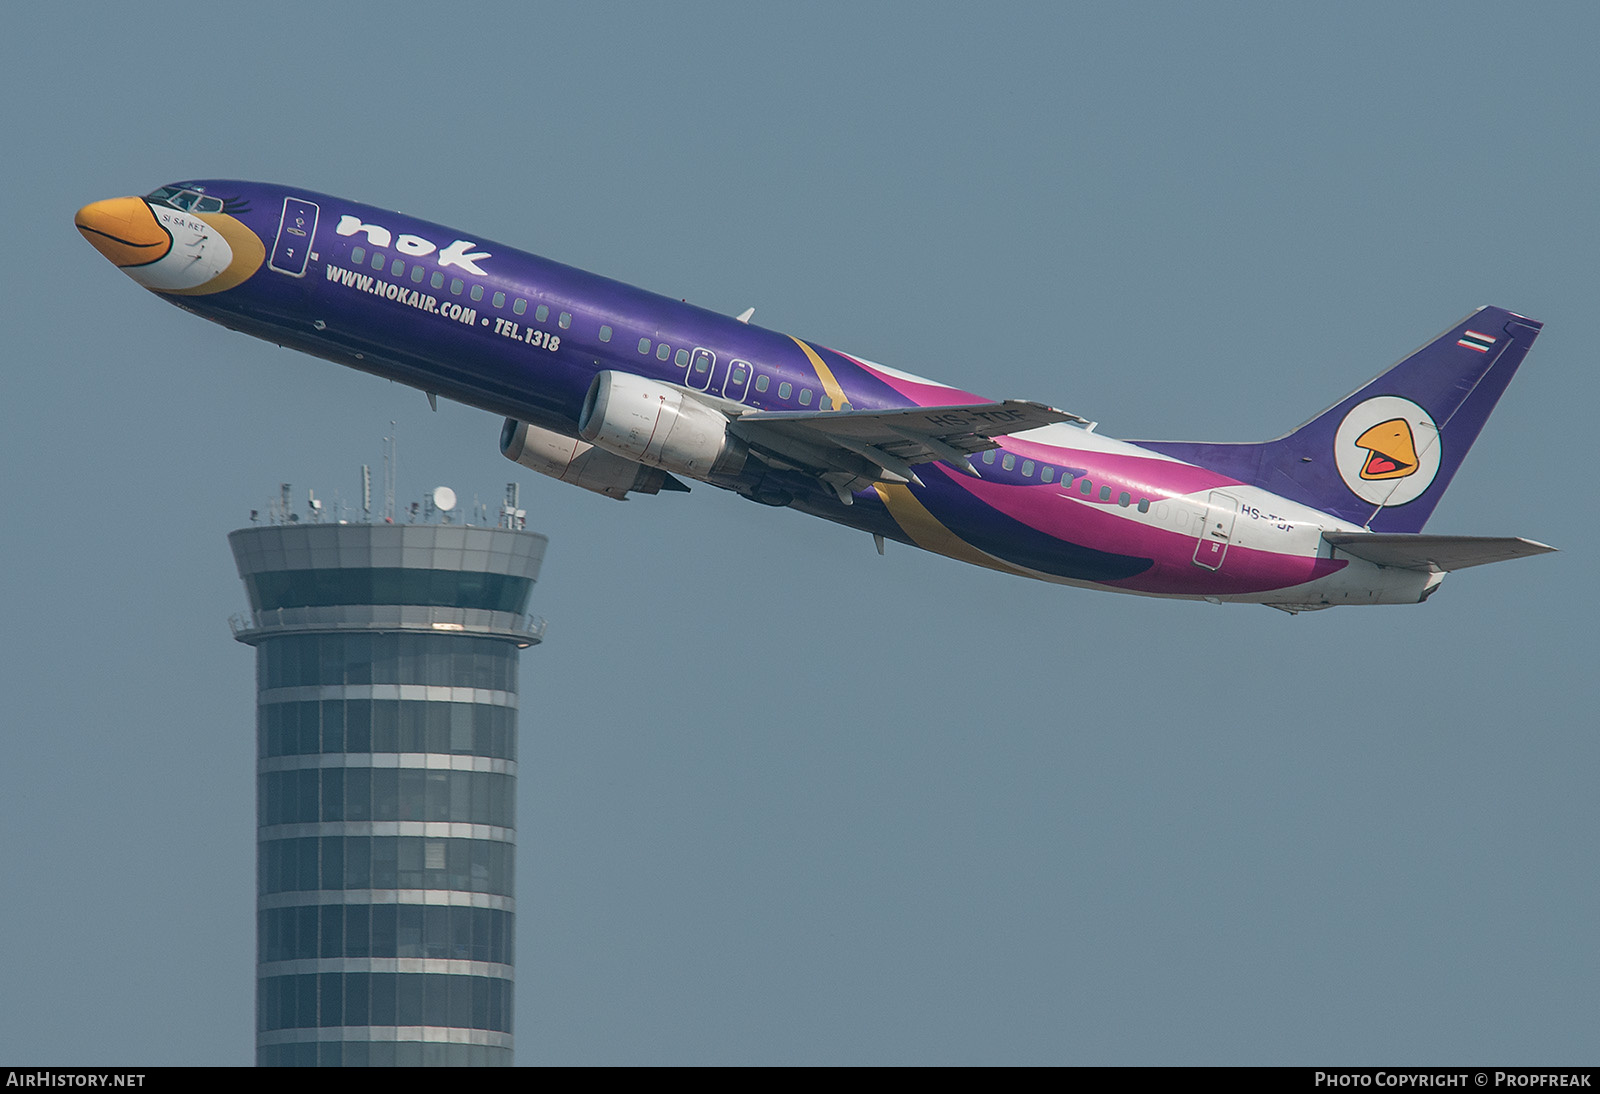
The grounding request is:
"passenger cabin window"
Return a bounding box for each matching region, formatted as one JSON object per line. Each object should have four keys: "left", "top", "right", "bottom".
{"left": 1137, "top": 498, "right": 1151, "bottom": 513}
{"left": 799, "top": 389, "right": 813, "bottom": 406}
{"left": 535, "top": 305, "right": 549, "bottom": 322}
{"left": 1119, "top": 491, "right": 1131, "bottom": 507}
{"left": 470, "top": 285, "right": 484, "bottom": 302}
{"left": 410, "top": 266, "right": 425, "bottom": 283}
{"left": 1042, "top": 467, "right": 1055, "bottom": 483}
{"left": 513, "top": 298, "right": 526, "bottom": 315}
{"left": 754, "top": 375, "right": 770, "bottom": 393}
{"left": 559, "top": 312, "right": 571, "bottom": 329}
{"left": 371, "top": 252, "right": 386, "bottom": 270}
{"left": 656, "top": 343, "right": 671, "bottom": 361}
{"left": 1100, "top": 485, "right": 1112, "bottom": 501}
{"left": 1002, "top": 454, "right": 1016, "bottom": 471}
{"left": 431, "top": 272, "right": 444, "bottom": 289}
{"left": 450, "top": 278, "right": 464, "bottom": 295}
{"left": 778, "top": 381, "right": 792, "bottom": 399}
{"left": 982, "top": 450, "right": 996, "bottom": 464}
{"left": 675, "top": 348, "right": 690, "bottom": 367}
{"left": 1080, "top": 479, "right": 1092, "bottom": 495}
{"left": 638, "top": 338, "right": 651, "bottom": 354}
{"left": 391, "top": 259, "right": 405, "bottom": 277}
{"left": 492, "top": 291, "right": 505, "bottom": 308}
{"left": 352, "top": 247, "right": 366, "bottom": 264}
{"left": 599, "top": 325, "right": 612, "bottom": 342}
{"left": 1022, "top": 460, "right": 1035, "bottom": 477}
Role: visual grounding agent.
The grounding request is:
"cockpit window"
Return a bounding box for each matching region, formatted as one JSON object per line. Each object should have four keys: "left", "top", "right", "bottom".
{"left": 146, "top": 186, "right": 198, "bottom": 210}
{"left": 143, "top": 187, "right": 229, "bottom": 214}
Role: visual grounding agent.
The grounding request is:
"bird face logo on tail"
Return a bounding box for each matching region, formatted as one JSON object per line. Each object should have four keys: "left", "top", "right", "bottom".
{"left": 1334, "top": 397, "right": 1441, "bottom": 508}
{"left": 1355, "top": 418, "right": 1418, "bottom": 480}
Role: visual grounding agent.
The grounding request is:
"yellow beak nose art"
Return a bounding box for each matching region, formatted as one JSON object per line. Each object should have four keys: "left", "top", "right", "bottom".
{"left": 1355, "top": 418, "right": 1419, "bottom": 480}
{"left": 75, "top": 196, "right": 172, "bottom": 267}
{"left": 76, "top": 193, "right": 265, "bottom": 294}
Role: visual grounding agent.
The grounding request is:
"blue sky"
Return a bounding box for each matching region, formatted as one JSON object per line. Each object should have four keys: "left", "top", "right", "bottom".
{"left": 2, "top": 2, "right": 1595, "bottom": 1064}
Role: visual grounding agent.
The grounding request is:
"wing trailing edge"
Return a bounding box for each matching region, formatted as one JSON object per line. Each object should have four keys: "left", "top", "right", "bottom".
{"left": 728, "top": 399, "right": 1084, "bottom": 499}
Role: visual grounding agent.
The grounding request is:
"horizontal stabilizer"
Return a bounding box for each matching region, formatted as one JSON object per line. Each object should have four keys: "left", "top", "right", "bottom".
{"left": 1322, "top": 532, "right": 1556, "bottom": 573}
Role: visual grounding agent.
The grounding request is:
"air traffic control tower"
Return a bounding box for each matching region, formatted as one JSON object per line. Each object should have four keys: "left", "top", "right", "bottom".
{"left": 229, "top": 482, "right": 546, "bottom": 1066}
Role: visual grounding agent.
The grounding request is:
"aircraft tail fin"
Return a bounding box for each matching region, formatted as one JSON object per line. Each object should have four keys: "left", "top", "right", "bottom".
{"left": 1139, "top": 307, "right": 1542, "bottom": 532}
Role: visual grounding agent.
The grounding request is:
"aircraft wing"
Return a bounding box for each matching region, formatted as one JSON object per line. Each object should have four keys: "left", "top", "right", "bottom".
{"left": 1322, "top": 532, "right": 1557, "bottom": 573}
{"left": 727, "top": 400, "right": 1085, "bottom": 500}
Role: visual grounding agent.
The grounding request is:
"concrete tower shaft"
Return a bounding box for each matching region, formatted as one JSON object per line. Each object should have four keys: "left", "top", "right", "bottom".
{"left": 230, "top": 520, "right": 546, "bottom": 1067}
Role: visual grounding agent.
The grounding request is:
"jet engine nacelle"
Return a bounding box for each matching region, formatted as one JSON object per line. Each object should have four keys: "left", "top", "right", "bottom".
{"left": 578, "top": 371, "right": 748, "bottom": 482}
{"left": 500, "top": 418, "right": 677, "bottom": 500}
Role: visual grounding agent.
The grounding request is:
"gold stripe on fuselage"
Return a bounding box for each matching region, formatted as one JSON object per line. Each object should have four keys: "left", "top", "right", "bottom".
{"left": 871, "top": 482, "right": 1032, "bottom": 577}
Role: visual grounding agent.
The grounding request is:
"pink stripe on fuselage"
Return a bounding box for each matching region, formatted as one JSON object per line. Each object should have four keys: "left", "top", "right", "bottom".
{"left": 933, "top": 464, "right": 1343, "bottom": 595}
{"left": 837, "top": 354, "right": 1346, "bottom": 595}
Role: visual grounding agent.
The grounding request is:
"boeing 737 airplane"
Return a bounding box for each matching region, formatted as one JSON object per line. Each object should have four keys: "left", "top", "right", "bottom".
{"left": 76, "top": 181, "right": 1554, "bottom": 611}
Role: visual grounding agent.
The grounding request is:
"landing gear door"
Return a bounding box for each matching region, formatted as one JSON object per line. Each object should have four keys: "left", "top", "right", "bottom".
{"left": 269, "top": 197, "right": 320, "bottom": 277}
{"left": 1192, "top": 491, "right": 1239, "bottom": 571}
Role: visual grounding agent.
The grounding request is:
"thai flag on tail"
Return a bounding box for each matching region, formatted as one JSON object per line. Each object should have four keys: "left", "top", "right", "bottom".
{"left": 1457, "top": 329, "right": 1497, "bottom": 353}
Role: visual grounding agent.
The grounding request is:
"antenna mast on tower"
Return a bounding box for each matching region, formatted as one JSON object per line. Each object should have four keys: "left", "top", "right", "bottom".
{"left": 383, "top": 423, "right": 397, "bottom": 522}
